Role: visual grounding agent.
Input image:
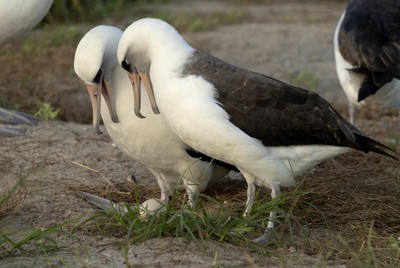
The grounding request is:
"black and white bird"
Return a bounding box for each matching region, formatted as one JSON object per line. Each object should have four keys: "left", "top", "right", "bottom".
{"left": 117, "top": 18, "right": 397, "bottom": 244}
{"left": 74, "top": 25, "right": 230, "bottom": 209}
{"left": 334, "top": 0, "right": 400, "bottom": 123}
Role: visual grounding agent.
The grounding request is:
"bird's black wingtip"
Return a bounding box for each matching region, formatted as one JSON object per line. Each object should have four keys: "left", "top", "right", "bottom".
{"left": 355, "top": 133, "right": 398, "bottom": 161}
{"left": 357, "top": 77, "right": 381, "bottom": 102}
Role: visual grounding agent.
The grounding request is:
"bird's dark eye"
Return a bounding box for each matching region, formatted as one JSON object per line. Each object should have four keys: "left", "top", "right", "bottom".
{"left": 93, "top": 69, "right": 103, "bottom": 84}
{"left": 121, "top": 59, "right": 131, "bottom": 72}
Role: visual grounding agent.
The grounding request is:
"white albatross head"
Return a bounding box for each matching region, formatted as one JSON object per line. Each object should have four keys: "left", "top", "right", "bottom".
{"left": 74, "top": 25, "right": 122, "bottom": 134}
{"left": 117, "top": 18, "right": 192, "bottom": 118}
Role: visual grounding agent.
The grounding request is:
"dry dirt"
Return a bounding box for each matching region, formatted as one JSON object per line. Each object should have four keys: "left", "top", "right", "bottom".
{"left": 1, "top": 1, "right": 400, "bottom": 267}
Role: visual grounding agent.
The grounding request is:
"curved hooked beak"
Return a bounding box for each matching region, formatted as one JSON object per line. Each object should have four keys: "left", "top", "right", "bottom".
{"left": 102, "top": 80, "right": 119, "bottom": 124}
{"left": 127, "top": 68, "right": 160, "bottom": 119}
{"left": 86, "top": 83, "right": 103, "bottom": 134}
{"left": 85, "top": 79, "right": 119, "bottom": 135}
{"left": 127, "top": 69, "right": 144, "bottom": 119}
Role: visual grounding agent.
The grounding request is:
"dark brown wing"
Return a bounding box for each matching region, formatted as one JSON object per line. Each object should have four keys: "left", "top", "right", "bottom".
{"left": 339, "top": 0, "right": 400, "bottom": 100}
{"left": 181, "top": 50, "right": 396, "bottom": 159}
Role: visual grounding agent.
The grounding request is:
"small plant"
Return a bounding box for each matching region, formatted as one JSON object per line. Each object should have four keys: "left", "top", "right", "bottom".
{"left": 0, "top": 221, "right": 75, "bottom": 257}
{"left": 34, "top": 102, "right": 60, "bottom": 121}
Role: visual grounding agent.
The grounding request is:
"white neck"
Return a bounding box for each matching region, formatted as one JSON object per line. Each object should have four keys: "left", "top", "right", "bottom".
{"left": 149, "top": 34, "right": 195, "bottom": 78}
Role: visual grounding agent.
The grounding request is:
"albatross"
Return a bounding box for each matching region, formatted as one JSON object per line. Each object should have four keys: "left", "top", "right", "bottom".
{"left": 334, "top": 0, "right": 400, "bottom": 123}
{"left": 0, "top": 0, "right": 53, "bottom": 44}
{"left": 74, "top": 25, "right": 231, "bottom": 208}
{"left": 0, "top": 0, "right": 53, "bottom": 137}
{"left": 117, "top": 18, "right": 397, "bottom": 244}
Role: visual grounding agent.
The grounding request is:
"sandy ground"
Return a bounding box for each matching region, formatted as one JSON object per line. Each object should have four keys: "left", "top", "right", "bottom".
{"left": 1, "top": 1, "right": 400, "bottom": 267}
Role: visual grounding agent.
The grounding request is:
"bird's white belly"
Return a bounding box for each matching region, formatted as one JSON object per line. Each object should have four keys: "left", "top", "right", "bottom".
{"left": 102, "top": 104, "right": 188, "bottom": 172}
{"left": 269, "top": 145, "right": 351, "bottom": 177}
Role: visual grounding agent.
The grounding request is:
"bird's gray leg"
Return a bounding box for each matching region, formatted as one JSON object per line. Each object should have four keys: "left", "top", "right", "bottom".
{"left": 182, "top": 167, "right": 200, "bottom": 208}
{"left": 244, "top": 182, "right": 256, "bottom": 217}
{"left": 349, "top": 101, "right": 355, "bottom": 124}
{"left": 158, "top": 175, "right": 170, "bottom": 203}
{"left": 252, "top": 184, "right": 281, "bottom": 245}
{"left": 239, "top": 170, "right": 257, "bottom": 216}
{"left": 183, "top": 160, "right": 214, "bottom": 208}
{"left": 184, "top": 168, "right": 207, "bottom": 208}
{"left": 148, "top": 169, "right": 170, "bottom": 203}
{"left": 186, "top": 183, "right": 199, "bottom": 208}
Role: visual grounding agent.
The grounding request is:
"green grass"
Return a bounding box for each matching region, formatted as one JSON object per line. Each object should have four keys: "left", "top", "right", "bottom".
{"left": 0, "top": 182, "right": 73, "bottom": 258}
{"left": 0, "top": 223, "right": 68, "bottom": 257}
{"left": 79, "top": 186, "right": 312, "bottom": 259}
{"left": 2, "top": 177, "right": 399, "bottom": 266}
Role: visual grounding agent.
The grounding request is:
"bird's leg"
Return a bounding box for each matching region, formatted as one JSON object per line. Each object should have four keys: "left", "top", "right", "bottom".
{"left": 149, "top": 169, "right": 170, "bottom": 203}
{"left": 239, "top": 170, "right": 257, "bottom": 216}
{"left": 252, "top": 184, "right": 281, "bottom": 245}
{"left": 349, "top": 101, "right": 355, "bottom": 124}
{"left": 186, "top": 182, "right": 200, "bottom": 208}
{"left": 183, "top": 160, "right": 214, "bottom": 208}
{"left": 244, "top": 182, "right": 256, "bottom": 217}
{"left": 181, "top": 167, "right": 199, "bottom": 207}
{"left": 159, "top": 181, "right": 170, "bottom": 203}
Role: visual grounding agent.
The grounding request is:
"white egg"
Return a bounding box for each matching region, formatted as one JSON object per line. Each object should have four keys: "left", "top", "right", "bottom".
{"left": 139, "top": 198, "right": 166, "bottom": 219}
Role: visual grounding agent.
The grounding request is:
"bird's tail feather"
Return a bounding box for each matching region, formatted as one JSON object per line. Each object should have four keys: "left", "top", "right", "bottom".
{"left": 355, "top": 133, "right": 398, "bottom": 160}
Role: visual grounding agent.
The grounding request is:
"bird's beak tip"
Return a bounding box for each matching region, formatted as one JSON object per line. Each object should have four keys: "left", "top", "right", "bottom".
{"left": 95, "top": 128, "right": 103, "bottom": 135}
{"left": 134, "top": 111, "right": 146, "bottom": 119}
{"left": 111, "top": 115, "right": 119, "bottom": 123}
